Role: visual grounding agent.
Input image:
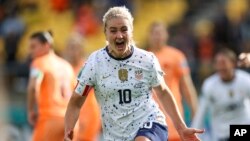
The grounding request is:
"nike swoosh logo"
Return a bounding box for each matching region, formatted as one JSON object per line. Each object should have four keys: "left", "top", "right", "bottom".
{"left": 102, "top": 75, "right": 111, "bottom": 79}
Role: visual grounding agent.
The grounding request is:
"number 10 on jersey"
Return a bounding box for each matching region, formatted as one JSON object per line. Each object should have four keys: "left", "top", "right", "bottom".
{"left": 118, "top": 89, "right": 132, "bottom": 104}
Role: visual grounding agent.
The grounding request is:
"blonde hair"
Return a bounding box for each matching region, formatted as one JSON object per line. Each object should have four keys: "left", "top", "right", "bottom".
{"left": 103, "top": 6, "right": 134, "bottom": 32}
{"left": 149, "top": 21, "right": 168, "bottom": 32}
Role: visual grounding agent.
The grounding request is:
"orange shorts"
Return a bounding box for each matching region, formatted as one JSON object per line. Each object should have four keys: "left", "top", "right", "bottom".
{"left": 168, "top": 139, "right": 180, "bottom": 141}
{"left": 74, "top": 120, "right": 100, "bottom": 141}
{"left": 32, "top": 117, "right": 64, "bottom": 141}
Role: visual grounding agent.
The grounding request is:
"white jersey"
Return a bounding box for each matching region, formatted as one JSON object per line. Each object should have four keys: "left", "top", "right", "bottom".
{"left": 192, "top": 70, "right": 250, "bottom": 140}
{"left": 75, "top": 46, "right": 166, "bottom": 141}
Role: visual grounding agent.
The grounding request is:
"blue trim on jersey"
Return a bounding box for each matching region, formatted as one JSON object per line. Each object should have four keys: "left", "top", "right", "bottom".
{"left": 105, "top": 45, "right": 134, "bottom": 61}
{"left": 135, "top": 122, "right": 168, "bottom": 141}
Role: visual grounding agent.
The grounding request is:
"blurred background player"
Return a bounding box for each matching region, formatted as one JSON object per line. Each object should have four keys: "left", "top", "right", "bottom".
{"left": 64, "top": 33, "right": 101, "bottom": 141}
{"left": 27, "top": 31, "right": 75, "bottom": 141}
{"left": 147, "top": 22, "right": 199, "bottom": 141}
{"left": 238, "top": 52, "right": 250, "bottom": 68}
{"left": 192, "top": 48, "right": 250, "bottom": 141}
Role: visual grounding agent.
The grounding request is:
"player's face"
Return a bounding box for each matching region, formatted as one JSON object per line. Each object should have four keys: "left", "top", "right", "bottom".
{"left": 215, "top": 54, "right": 235, "bottom": 81}
{"left": 29, "top": 38, "right": 49, "bottom": 58}
{"left": 149, "top": 25, "right": 168, "bottom": 48}
{"left": 65, "top": 42, "right": 83, "bottom": 62}
{"left": 105, "top": 17, "right": 132, "bottom": 56}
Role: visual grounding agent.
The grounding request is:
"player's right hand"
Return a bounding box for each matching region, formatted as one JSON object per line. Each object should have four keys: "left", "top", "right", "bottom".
{"left": 178, "top": 127, "right": 205, "bottom": 141}
{"left": 28, "top": 110, "right": 37, "bottom": 126}
{"left": 64, "top": 130, "right": 73, "bottom": 141}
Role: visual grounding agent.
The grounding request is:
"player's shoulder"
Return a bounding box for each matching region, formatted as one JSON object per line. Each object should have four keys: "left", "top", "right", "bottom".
{"left": 134, "top": 46, "right": 155, "bottom": 60}
{"left": 172, "top": 47, "right": 187, "bottom": 61}
{"left": 203, "top": 73, "right": 220, "bottom": 89}
{"left": 204, "top": 73, "right": 220, "bottom": 83}
{"left": 134, "top": 46, "right": 151, "bottom": 54}
{"left": 236, "top": 69, "right": 250, "bottom": 77}
{"left": 61, "top": 58, "right": 73, "bottom": 69}
{"left": 166, "top": 46, "right": 185, "bottom": 56}
{"left": 31, "top": 57, "right": 40, "bottom": 65}
{"left": 31, "top": 55, "right": 47, "bottom": 69}
{"left": 57, "top": 55, "right": 70, "bottom": 66}
{"left": 55, "top": 55, "right": 74, "bottom": 74}
{"left": 236, "top": 69, "right": 250, "bottom": 81}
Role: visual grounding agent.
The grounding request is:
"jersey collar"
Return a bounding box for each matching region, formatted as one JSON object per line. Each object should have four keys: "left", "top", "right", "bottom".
{"left": 105, "top": 45, "right": 134, "bottom": 61}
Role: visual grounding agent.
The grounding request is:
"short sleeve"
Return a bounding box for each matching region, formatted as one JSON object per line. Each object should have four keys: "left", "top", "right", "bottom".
{"left": 149, "top": 54, "right": 164, "bottom": 87}
{"left": 30, "top": 67, "right": 43, "bottom": 79}
{"left": 177, "top": 52, "right": 190, "bottom": 77}
{"left": 30, "top": 60, "right": 44, "bottom": 79}
{"left": 74, "top": 53, "right": 97, "bottom": 95}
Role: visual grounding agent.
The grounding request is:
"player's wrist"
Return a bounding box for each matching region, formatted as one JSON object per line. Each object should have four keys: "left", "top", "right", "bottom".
{"left": 175, "top": 122, "right": 187, "bottom": 132}
{"left": 28, "top": 109, "right": 35, "bottom": 115}
{"left": 65, "top": 129, "right": 74, "bottom": 139}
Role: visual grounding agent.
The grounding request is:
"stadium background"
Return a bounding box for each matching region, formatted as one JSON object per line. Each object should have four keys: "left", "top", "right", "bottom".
{"left": 0, "top": 0, "right": 249, "bottom": 140}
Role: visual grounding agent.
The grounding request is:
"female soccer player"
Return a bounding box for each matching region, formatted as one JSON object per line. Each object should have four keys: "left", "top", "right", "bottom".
{"left": 27, "top": 31, "right": 75, "bottom": 141}
{"left": 64, "top": 35, "right": 101, "bottom": 141}
{"left": 147, "top": 22, "right": 198, "bottom": 141}
{"left": 192, "top": 48, "right": 250, "bottom": 141}
{"left": 65, "top": 7, "right": 204, "bottom": 141}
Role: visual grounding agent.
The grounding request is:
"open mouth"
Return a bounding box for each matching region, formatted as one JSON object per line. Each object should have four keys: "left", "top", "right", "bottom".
{"left": 115, "top": 40, "right": 125, "bottom": 46}
{"left": 115, "top": 40, "right": 126, "bottom": 51}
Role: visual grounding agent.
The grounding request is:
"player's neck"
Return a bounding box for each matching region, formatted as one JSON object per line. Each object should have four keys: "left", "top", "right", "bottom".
{"left": 108, "top": 46, "right": 132, "bottom": 59}
{"left": 46, "top": 50, "right": 55, "bottom": 57}
{"left": 221, "top": 70, "right": 235, "bottom": 83}
{"left": 37, "top": 49, "right": 53, "bottom": 58}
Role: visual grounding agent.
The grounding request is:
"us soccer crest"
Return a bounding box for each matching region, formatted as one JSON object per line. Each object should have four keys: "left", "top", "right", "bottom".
{"left": 118, "top": 68, "right": 128, "bottom": 82}
{"left": 135, "top": 69, "right": 143, "bottom": 80}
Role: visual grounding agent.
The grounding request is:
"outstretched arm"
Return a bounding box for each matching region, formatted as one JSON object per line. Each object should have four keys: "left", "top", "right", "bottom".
{"left": 180, "top": 74, "right": 198, "bottom": 118}
{"left": 153, "top": 81, "right": 204, "bottom": 141}
{"left": 64, "top": 92, "right": 86, "bottom": 141}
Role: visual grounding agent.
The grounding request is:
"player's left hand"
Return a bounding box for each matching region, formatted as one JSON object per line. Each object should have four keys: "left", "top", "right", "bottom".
{"left": 178, "top": 128, "right": 205, "bottom": 141}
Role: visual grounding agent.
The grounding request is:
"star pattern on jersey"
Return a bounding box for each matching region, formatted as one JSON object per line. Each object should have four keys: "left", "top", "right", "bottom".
{"left": 75, "top": 46, "right": 166, "bottom": 140}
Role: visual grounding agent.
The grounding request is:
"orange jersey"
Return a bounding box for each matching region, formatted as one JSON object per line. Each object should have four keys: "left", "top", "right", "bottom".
{"left": 151, "top": 46, "right": 190, "bottom": 140}
{"left": 73, "top": 61, "right": 101, "bottom": 141}
{"left": 31, "top": 52, "right": 75, "bottom": 119}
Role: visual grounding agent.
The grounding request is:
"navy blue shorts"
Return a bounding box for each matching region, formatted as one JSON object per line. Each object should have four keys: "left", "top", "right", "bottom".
{"left": 135, "top": 122, "right": 168, "bottom": 141}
